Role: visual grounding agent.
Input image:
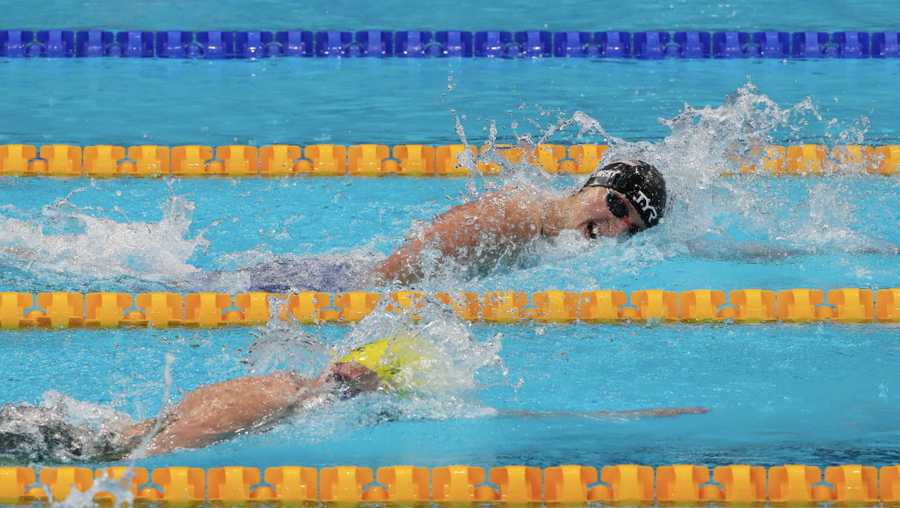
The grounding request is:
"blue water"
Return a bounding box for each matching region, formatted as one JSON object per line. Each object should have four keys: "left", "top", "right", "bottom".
{"left": 0, "top": 59, "right": 899, "bottom": 144}
{"left": 0, "top": 0, "right": 899, "bottom": 479}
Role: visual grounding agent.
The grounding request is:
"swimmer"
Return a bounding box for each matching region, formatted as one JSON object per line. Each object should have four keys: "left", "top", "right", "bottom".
{"left": 229, "top": 160, "right": 667, "bottom": 291}
{"left": 4, "top": 158, "right": 895, "bottom": 291}
{"left": 373, "top": 160, "right": 666, "bottom": 285}
{"left": 0, "top": 336, "right": 706, "bottom": 462}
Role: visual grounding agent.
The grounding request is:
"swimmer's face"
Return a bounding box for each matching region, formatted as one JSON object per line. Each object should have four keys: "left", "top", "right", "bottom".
{"left": 572, "top": 187, "right": 647, "bottom": 239}
{"left": 326, "top": 362, "right": 381, "bottom": 398}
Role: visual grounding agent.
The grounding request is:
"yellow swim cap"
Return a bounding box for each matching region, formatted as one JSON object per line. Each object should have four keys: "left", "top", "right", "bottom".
{"left": 337, "top": 335, "right": 429, "bottom": 390}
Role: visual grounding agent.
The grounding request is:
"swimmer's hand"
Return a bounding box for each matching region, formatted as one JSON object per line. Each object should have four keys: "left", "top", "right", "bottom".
{"left": 498, "top": 406, "right": 709, "bottom": 420}
{"left": 322, "top": 362, "right": 382, "bottom": 398}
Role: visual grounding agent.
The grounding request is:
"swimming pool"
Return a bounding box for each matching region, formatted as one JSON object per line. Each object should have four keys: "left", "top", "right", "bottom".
{"left": 1, "top": 0, "right": 899, "bottom": 504}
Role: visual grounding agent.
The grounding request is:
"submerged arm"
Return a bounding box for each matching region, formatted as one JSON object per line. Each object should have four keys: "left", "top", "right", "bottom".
{"left": 498, "top": 406, "right": 709, "bottom": 420}
{"left": 685, "top": 239, "right": 898, "bottom": 261}
{"left": 374, "top": 190, "right": 543, "bottom": 285}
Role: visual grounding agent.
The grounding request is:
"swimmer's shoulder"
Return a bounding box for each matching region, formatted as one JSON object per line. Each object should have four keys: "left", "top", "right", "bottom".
{"left": 477, "top": 184, "right": 547, "bottom": 206}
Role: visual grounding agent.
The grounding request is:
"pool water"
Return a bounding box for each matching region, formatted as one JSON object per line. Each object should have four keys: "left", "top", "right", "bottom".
{"left": 1, "top": 59, "right": 899, "bottom": 145}
{"left": 0, "top": 0, "right": 898, "bottom": 479}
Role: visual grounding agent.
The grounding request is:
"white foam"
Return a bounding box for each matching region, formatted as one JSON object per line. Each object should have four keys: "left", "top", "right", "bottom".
{"left": 0, "top": 196, "right": 205, "bottom": 282}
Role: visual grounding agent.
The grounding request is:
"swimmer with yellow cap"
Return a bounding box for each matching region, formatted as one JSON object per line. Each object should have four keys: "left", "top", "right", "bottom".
{"left": 1, "top": 335, "right": 706, "bottom": 461}
{"left": 68, "top": 335, "right": 435, "bottom": 459}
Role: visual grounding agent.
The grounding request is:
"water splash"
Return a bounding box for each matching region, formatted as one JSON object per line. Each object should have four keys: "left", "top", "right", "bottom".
{"left": 0, "top": 196, "right": 206, "bottom": 287}
{"left": 338, "top": 299, "right": 504, "bottom": 396}
{"left": 452, "top": 81, "right": 894, "bottom": 288}
{"left": 0, "top": 392, "right": 136, "bottom": 464}
{"left": 256, "top": 300, "right": 505, "bottom": 441}
{"left": 47, "top": 463, "right": 142, "bottom": 507}
{"left": 0, "top": 353, "right": 176, "bottom": 470}
{"left": 0, "top": 355, "right": 176, "bottom": 505}
{"left": 129, "top": 352, "right": 176, "bottom": 461}
{"left": 244, "top": 310, "right": 332, "bottom": 379}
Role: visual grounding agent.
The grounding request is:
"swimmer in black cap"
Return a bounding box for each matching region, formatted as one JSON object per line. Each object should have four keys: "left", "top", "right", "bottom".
{"left": 578, "top": 160, "right": 667, "bottom": 233}
{"left": 193, "top": 160, "right": 667, "bottom": 291}
{"left": 375, "top": 160, "right": 667, "bottom": 285}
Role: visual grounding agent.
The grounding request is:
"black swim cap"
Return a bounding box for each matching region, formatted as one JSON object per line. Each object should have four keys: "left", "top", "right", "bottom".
{"left": 581, "top": 160, "right": 667, "bottom": 228}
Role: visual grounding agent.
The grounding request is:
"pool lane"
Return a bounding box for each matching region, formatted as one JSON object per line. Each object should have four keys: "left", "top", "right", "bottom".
{"left": 0, "top": 59, "right": 898, "bottom": 145}
{"left": 0, "top": 324, "right": 896, "bottom": 467}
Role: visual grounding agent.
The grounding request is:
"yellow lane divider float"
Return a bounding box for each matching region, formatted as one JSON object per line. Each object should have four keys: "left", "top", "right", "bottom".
{"left": 0, "top": 143, "right": 897, "bottom": 177}
{"left": 1, "top": 464, "right": 898, "bottom": 504}
{"left": 0, "top": 288, "right": 897, "bottom": 328}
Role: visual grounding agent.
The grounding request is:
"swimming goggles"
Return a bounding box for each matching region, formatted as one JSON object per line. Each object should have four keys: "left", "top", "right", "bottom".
{"left": 606, "top": 191, "right": 643, "bottom": 236}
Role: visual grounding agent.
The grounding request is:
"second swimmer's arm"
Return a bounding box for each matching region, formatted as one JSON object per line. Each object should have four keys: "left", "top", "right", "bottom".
{"left": 374, "top": 190, "right": 542, "bottom": 285}
{"left": 137, "top": 372, "right": 315, "bottom": 456}
{"left": 498, "top": 406, "right": 709, "bottom": 419}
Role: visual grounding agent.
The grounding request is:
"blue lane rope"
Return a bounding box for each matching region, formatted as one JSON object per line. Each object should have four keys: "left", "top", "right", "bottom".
{"left": 1, "top": 29, "right": 898, "bottom": 59}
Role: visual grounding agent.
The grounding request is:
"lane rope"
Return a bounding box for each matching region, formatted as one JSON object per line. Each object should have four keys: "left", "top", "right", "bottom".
{"left": 1, "top": 288, "right": 897, "bottom": 328}
{"left": 1, "top": 143, "right": 897, "bottom": 177}
{"left": 1, "top": 29, "right": 898, "bottom": 59}
{"left": 1, "top": 464, "right": 897, "bottom": 503}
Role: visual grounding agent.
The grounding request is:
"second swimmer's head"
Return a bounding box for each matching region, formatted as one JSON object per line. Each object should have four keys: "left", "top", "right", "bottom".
{"left": 572, "top": 160, "right": 667, "bottom": 239}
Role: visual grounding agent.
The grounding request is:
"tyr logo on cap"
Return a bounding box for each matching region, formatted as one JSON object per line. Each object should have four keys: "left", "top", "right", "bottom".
{"left": 631, "top": 190, "right": 659, "bottom": 222}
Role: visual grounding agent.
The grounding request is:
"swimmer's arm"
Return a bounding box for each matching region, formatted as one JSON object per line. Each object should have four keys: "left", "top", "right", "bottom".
{"left": 685, "top": 240, "right": 804, "bottom": 261}
{"left": 136, "top": 372, "right": 316, "bottom": 456}
{"left": 498, "top": 406, "right": 709, "bottom": 420}
{"left": 685, "top": 240, "right": 898, "bottom": 261}
{"left": 374, "top": 190, "right": 540, "bottom": 285}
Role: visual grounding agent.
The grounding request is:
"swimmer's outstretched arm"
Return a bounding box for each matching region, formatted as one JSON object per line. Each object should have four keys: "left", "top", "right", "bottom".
{"left": 686, "top": 239, "right": 898, "bottom": 261}
{"left": 122, "top": 372, "right": 317, "bottom": 456}
{"left": 374, "top": 189, "right": 544, "bottom": 285}
{"left": 121, "top": 363, "right": 378, "bottom": 456}
{"left": 498, "top": 406, "right": 709, "bottom": 420}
